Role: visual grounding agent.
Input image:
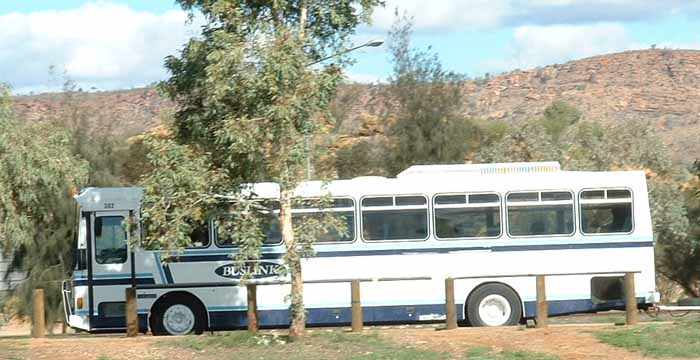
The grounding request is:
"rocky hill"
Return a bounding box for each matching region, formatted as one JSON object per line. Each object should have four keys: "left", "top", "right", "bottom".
{"left": 462, "top": 49, "right": 700, "bottom": 163}
{"left": 11, "top": 49, "right": 700, "bottom": 163}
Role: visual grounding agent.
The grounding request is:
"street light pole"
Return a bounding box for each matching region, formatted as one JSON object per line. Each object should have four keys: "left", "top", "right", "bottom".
{"left": 306, "top": 39, "right": 384, "bottom": 67}
{"left": 304, "top": 39, "right": 384, "bottom": 180}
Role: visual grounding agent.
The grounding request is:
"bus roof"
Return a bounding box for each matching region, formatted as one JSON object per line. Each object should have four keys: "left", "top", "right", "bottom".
{"left": 75, "top": 163, "right": 648, "bottom": 208}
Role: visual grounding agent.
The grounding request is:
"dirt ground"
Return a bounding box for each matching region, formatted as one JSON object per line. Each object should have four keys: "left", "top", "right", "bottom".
{"left": 0, "top": 312, "right": 695, "bottom": 360}
{"left": 383, "top": 325, "right": 655, "bottom": 360}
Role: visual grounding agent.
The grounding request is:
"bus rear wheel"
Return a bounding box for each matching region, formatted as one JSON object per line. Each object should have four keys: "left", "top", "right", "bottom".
{"left": 151, "top": 297, "right": 205, "bottom": 336}
{"left": 467, "top": 283, "right": 522, "bottom": 327}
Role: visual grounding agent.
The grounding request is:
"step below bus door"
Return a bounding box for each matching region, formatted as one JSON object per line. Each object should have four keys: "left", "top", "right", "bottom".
{"left": 86, "top": 210, "right": 133, "bottom": 331}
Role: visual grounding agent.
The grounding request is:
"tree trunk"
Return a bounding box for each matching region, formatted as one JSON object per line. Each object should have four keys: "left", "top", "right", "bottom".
{"left": 280, "top": 188, "right": 305, "bottom": 339}
{"left": 284, "top": 0, "right": 309, "bottom": 340}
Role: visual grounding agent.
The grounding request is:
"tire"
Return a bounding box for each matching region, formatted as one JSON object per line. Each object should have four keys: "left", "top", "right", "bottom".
{"left": 466, "top": 283, "right": 522, "bottom": 327}
{"left": 150, "top": 296, "right": 205, "bottom": 336}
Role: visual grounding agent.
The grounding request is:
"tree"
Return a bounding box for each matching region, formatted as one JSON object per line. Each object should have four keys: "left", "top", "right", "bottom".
{"left": 143, "top": 0, "right": 382, "bottom": 338}
{"left": 334, "top": 137, "right": 389, "bottom": 178}
{"left": 0, "top": 84, "right": 89, "bottom": 326}
{"left": 541, "top": 100, "right": 582, "bottom": 141}
{"left": 382, "top": 12, "right": 474, "bottom": 176}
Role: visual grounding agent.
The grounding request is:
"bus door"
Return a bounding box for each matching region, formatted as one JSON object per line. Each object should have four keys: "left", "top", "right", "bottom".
{"left": 88, "top": 210, "right": 132, "bottom": 329}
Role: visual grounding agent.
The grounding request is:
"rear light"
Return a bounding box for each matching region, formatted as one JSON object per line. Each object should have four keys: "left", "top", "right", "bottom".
{"left": 77, "top": 297, "right": 84, "bottom": 309}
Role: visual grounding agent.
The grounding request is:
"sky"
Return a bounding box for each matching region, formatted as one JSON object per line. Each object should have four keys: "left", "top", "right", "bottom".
{"left": 1, "top": 1, "right": 699, "bottom": 94}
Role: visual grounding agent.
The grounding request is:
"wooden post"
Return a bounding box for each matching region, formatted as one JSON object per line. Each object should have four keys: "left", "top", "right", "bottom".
{"left": 536, "top": 275, "right": 548, "bottom": 328}
{"left": 125, "top": 287, "right": 138, "bottom": 337}
{"left": 351, "top": 279, "right": 363, "bottom": 332}
{"left": 444, "top": 277, "right": 457, "bottom": 330}
{"left": 32, "top": 288, "right": 46, "bottom": 338}
{"left": 624, "top": 272, "right": 638, "bottom": 325}
{"left": 247, "top": 284, "right": 259, "bottom": 333}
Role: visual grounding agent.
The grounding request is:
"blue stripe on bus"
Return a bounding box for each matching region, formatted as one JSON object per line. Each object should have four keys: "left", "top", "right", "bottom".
{"left": 163, "top": 265, "right": 174, "bottom": 284}
{"left": 163, "top": 241, "right": 653, "bottom": 263}
{"left": 73, "top": 277, "right": 156, "bottom": 287}
{"left": 85, "top": 297, "right": 652, "bottom": 331}
{"left": 73, "top": 273, "right": 153, "bottom": 280}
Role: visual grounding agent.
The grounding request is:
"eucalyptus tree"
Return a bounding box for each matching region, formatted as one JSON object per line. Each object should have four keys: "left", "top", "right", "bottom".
{"left": 144, "top": 0, "right": 382, "bottom": 338}
{"left": 382, "top": 13, "right": 474, "bottom": 176}
{"left": 0, "top": 85, "right": 89, "bottom": 325}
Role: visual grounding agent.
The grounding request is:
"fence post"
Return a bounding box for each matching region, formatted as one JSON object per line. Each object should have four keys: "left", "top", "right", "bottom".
{"left": 247, "top": 284, "right": 259, "bottom": 333}
{"left": 125, "top": 287, "right": 138, "bottom": 337}
{"left": 32, "top": 288, "right": 46, "bottom": 338}
{"left": 536, "top": 275, "right": 548, "bottom": 328}
{"left": 444, "top": 277, "right": 457, "bottom": 330}
{"left": 624, "top": 272, "right": 638, "bottom": 325}
{"left": 351, "top": 279, "right": 363, "bottom": 332}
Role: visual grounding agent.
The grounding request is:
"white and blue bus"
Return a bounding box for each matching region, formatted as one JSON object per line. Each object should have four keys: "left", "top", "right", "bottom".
{"left": 63, "top": 162, "right": 658, "bottom": 335}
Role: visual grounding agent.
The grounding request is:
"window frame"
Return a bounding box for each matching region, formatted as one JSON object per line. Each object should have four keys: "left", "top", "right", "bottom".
{"left": 214, "top": 197, "right": 357, "bottom": 247}
{"left": 505, "top": 189, "right": 576, "bottom": 238}
{"left": 432, "top": 192, "right": 503, "bottom": 241}
{"left": 360, "top": 194, "right": 430, "bottom": 243}
{"left": 578, "top": 187, "right": 635, "bottom": 236}
{"left": 292, "top": 196, "right": 358, "bottom": 245}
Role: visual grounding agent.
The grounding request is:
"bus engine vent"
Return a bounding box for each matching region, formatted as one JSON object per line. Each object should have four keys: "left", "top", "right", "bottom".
{"left": 397, "top": 162, "right": 561, "bottom": 178}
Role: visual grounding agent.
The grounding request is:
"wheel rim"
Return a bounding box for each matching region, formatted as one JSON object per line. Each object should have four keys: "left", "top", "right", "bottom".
{"left": 478, "top": 294, "right": 512, "bottom": 326}
{"left": 162, "top": 304, "right": 195, "bottom": 335}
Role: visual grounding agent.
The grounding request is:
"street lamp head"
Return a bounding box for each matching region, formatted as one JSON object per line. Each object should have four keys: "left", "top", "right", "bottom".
{"left": 365, "top": 39, "right": 384, "bottom": 47}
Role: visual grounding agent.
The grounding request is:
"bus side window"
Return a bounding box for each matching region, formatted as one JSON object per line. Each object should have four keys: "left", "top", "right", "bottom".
{"left": 434, "top": 193, "right": 501, "bottom": 239}
{"left": 580, "top": 189, "right": 633, "bottom": 234}
{"left": 94, "top": 216, "right": 128, "bottom": 264}
{"left": 216, "top": 201, "right": 282, "bottom": 247}
{"left": 292, "top": 198, "right": 355, "bottom": 243}
{"left": 362, "top": 195, "right": 428, "bottom": 241}
{"left": 506, "top": 191, "right": 574, "bottom": 237}
{"left": 216, "top": 198, "right": 355, "bottom": 246}
{"left": 188, "top": 221, "right": 211, "bottom": 248}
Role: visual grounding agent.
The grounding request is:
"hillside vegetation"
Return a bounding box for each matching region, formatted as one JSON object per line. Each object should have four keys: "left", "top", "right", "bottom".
{"left": 11, "top": 49, "right": 700, "bottom": 163}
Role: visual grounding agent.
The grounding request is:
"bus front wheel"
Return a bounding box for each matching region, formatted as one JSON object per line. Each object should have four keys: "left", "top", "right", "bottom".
{"left": 150, "top": 296, "right": 205, "bottom": 336}
{"left": 466, "top": 283, "right": 522, "bottom": 327}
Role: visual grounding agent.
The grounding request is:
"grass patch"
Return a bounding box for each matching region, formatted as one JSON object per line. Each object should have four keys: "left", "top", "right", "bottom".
{"left": 596, "top": 321, "right": 700, "bottom": 358}
{"left": 165, "top": 330, "right": 449, "bottom": 360}
{"left": 466, "top": 346, "right": 560, "bottom": 360}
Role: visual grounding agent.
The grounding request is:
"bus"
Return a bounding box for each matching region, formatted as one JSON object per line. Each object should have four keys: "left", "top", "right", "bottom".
{"left": 62, "top": 162, "right": 658, "bottom": 335}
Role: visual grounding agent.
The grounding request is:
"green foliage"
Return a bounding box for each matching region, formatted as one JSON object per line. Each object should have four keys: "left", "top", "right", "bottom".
{"left": 382, "top": 13, "right": 474, "bottom": 176}
{"left": 139, "top": 135, "right": 229, "bottom": 250}
{"left": 0, "top": 84, "right": 89, "bottom": 325}
{"left": 1, "top": 76, "right": 142, "bottom": 325}
{"left": 58, "top": 79, "right": 132, "bottom": 187}
{"left": 540, "top": 100, "right": 581, "bottom": 141}
{"left": 335, "top": 138, "right": 389, "bottom": 178}
{"left": 596, "top": 322, "right": 700, "bottom": 358}
{"left": 145, "top": 0, "right": 382, "bottom": 336}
